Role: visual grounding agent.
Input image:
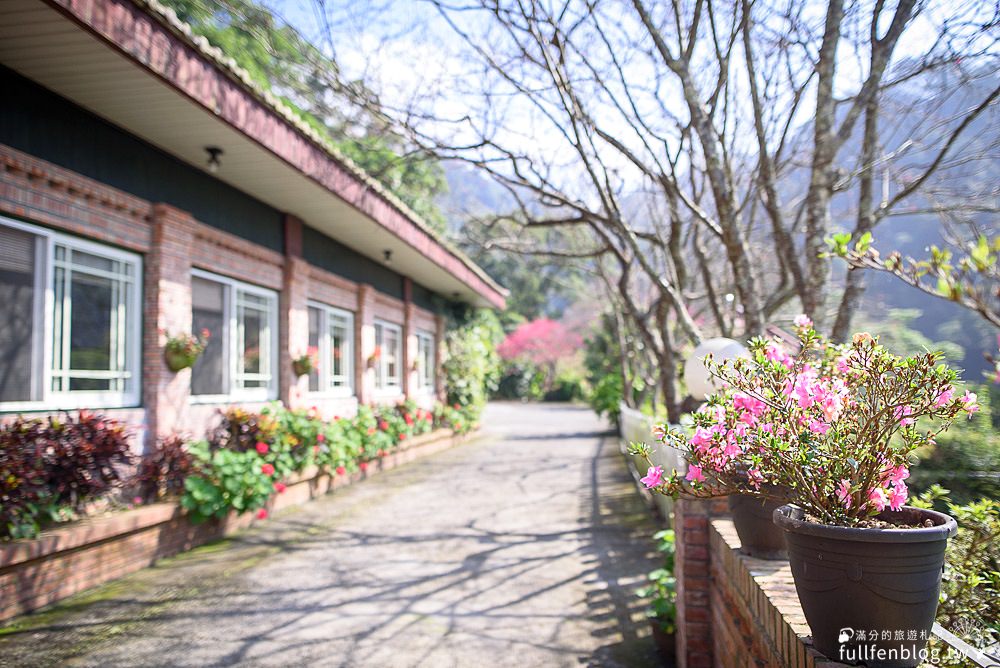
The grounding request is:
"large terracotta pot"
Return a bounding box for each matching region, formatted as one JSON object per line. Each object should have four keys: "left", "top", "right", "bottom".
{"left": 773, "top": 505, "right": 956, "bottom": 667}
{"left": 728, "top": 493, "right": 787, "bottom": 559}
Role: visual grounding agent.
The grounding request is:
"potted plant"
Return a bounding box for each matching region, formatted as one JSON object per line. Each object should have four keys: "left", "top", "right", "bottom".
{"left": 163, "top": 329, "right": 209, "bottom": 372}
{"left": 367, "top": 345, "right": 382, "bottom": 370}
{"left": 632, "top": 318, "right": 978, "bottom": 667}
{"left": 636, "top": 529, "right": 676, "bottom": 666}
{"left": 292, "top": 347, "right": 318, "bottom": 378}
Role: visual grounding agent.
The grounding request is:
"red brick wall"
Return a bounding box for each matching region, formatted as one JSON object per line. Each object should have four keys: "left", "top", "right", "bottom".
{"left": 672, "top": 498, "right": 850, "bottom": 668}
{"left": 0, "top": 142, "right": 449, "bottom": 443}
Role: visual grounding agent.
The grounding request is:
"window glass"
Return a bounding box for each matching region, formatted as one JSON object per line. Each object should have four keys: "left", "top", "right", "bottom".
{"left": 191, "top": 277, "right": 225, "bottom": 396}
{"left": 417, "top": 332, "right": 435, "bottom": 391}
{"left": 329, "top": 314, "right": 351, "bottom": 388}
{"left": 0, "top": 226, "right": 37, "bottom": 402}
{"left": 307, "top": 306, "right": 321, "bottom": 392}
{"left": 374, "top": 321, "right": 401, "bottom": 391}
{"left": 52, "top": 245, "right": 133, "bottom": 395}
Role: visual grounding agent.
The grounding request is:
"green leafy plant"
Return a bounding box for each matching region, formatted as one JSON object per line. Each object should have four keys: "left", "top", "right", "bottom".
{"left": 442, "top": 309, "right": 502, "bottom": 424}
{"left": 181, "top": 440, "right": 277, "bottom": 522}
{"left": 911, "top": 486, "right": 1000, "bottom": 664}
{"left": 636, "top": 529, "right": 677, "bottom": 634}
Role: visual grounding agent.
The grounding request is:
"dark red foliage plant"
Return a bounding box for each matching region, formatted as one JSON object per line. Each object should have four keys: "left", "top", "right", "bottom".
{"left": 0, "top": 411, "right": 133, "bottom": 540}
{"left": 135, "top": 434, "right": 193, "bottom": 502}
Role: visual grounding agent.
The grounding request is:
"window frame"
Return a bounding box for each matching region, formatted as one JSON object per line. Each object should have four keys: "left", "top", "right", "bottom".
{"left": 189, "top": 268, "right": 279, "bottom": 404}
{"left": 415, "top": 330, "right": 435, "bottom": 394}
{"left": 306, "top": 300, "right": 355, "bottom": 398}
{"left": 373, "top": 319, "right": 403, "bottom": 396}
{"left": 0, "top": 215, "right": 142, "bottom": 412}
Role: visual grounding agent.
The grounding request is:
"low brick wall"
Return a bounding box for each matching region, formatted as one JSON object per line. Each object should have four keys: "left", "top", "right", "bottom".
{"left": 0, "top": 428, "right": 466, "bottom": 623}
{"left": 705, "top": 518, "right": 848, "bottom": 668}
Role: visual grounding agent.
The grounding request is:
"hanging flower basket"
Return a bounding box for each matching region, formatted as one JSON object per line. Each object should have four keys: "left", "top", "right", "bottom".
{"left": 292, "top": 348, "right": 318, "bottom": 378}
{"left": 366, "top": 345, "right": 382, "bottom": 370}
{"left": 163, "top": 329, "right": 209, "bottom": 372}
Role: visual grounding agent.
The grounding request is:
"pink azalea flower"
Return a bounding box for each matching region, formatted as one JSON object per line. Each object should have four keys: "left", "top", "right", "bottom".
{"left": 836, "top": 480, "right": 852, "bottom": 509}
{"left": 794, "top": 314, "right": 813, "bottom": 328}
{"left": 868, "top": 488, "right": 888, "bottom": 513}
{"left": 640, "top": 466, "right": 664, "bottom": 489}
{"left": 765, "top": 343, "right": 794, "bottom": 370}
{"left": 961, "top": 391, "right": 979, "bottom": 416}
{"left": 888, "top": 483, "right": 908, "bottom": 511}
{"left": 652, "top": 424, "right": 667, "bottom": 441}
{"left": 893, "top": 405, "right": 915, "bottom": 427}
{"left": 685, "top": 465, "right": 706, "bottom": 483}
{"left": 316, "top": 433, "right": 326, "bottom": 444}
{"left": 723, "top": 441, "right": 741, "bottom": 457}
{"left": 808, "top": 419, "right": 830, "bottom": 435}
{"left": 933, "top": 385, "right": 955, "bottom": 408}
{"left": 734, "top": 393, "right": 767, "bottom": 417}
{"left": 690, "top": 427, "right": 714, "bottom": 450}
{"left": 882, "top": 464, "right": 909, "bottom": 486}
{"left": 747, "top": 468, "right": 764, "bottom": 489}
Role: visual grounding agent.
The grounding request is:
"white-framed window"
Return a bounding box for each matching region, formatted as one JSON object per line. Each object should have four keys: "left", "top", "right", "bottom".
{"left": 0, "top": 216, "right": 142, "bottom": 411}
{"left": 190, "top": 269, "right": 278, "bottom": 402}
{"left": 307, "top": 302, "right": 354, "bottom": 396}
{"left": 415, "top": 330, "right": 435, "bottom": 393}
{"left": 373, "top": 320, "right": 402, "bottom": 394}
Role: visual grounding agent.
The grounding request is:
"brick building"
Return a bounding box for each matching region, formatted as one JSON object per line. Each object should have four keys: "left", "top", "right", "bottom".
{"left": 0, "top": 0, "right": 506, "bottom": 449}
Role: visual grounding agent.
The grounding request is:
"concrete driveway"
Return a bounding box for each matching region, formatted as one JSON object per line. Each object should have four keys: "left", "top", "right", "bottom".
{"left": 0, "top": 402, "right": 662, "bottom": 667}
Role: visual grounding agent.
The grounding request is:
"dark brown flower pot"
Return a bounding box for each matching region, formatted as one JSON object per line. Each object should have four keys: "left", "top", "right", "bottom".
{"left": 728, "top": 493, "right": 787, "bottom": 559}
{"left": 164, "top": 349, "right": 195, "bottom": 372}
{"left": 291, "top": 359, "right": 312, "bottom": 378}
{"left": 773, "top": 504, "right": 957, "bottom": 667}
{"left": 648, "top": 620, "right": 676, "bottom": 667}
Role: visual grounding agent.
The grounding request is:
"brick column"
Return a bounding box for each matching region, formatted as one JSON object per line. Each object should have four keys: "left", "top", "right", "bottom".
{"left": 356, "top": 284, "right": 377, "bottom": 404}
{"left": 280, "top": 216, "right": 309, "bottom": 409}
{"left": 402, "top": 278, "right": 414, "bottom": 397}
{"left": 674, "top": 497, "right": 728, "bottom": 668}
{"left": 143, "top": 204, "right": 195, "bottom": 450}
{"left": 435, "top": 313, "right": 446, "bottom": 402}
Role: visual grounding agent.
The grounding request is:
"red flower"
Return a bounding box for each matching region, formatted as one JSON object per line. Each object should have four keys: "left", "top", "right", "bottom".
{"left": 377, "top": 449, "right": 387, "bottom": 458}
{"left": 313, "top": 445, "right": 320, "bottom": 454}
{"left": 404, "top": 414, "right": 414, "bottom": 425}
{"left": 378, "top": 420, "right": 389, "bottom": 431}
{"left": 256, "top": 509, "right": 268, "bottom": 520}
{"left": 333, "top": 415, "right": 340, "bottom": 421}
{"left": 255, "top": 441, "right": 269, "bottom": 455}
{"left": 367, "top": 427, "right": 376, "bottom": 436}
{"left": 336, "top": 465, "right": 346, "bottom": 476}
{"left": 316, "top": 433, "right": 326, "bottom": 443}
{"left": 359, "top": 461, "right": 368, "bottom": 472}
{"left": 261, "top": 463, "right": 275, "bottom": 476}
{"left": 274, "top": 482, "right": 286, "bottom": 493}
{"left": 398, "top": 433, "right": 406, "bottom": 441}
{"left": 453, "top": 403, "right": 460, "bottom": 410}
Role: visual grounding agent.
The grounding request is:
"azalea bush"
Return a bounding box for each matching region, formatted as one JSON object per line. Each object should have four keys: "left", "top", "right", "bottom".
{"left": 0, "top": 412, "right": 133, "bottom": 540}
{"left": 631, "top": 318, "right": 979, "bottom": 526}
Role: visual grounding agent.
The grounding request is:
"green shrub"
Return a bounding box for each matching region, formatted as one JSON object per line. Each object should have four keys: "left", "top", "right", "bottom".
{"left": 910, "top": 384, "right": 1000, "bottom": 504}
{"left": 911, "top": 486, "right": 999, "bottom": 663}
{"left": 636, "top": 529, "right": 677, "bottom": 634}
{"left": 544, "top": 371, "right": 586, "bottom": 402}
{"left": 587, "top": 372, "right": 624, "bottom": 426}
{"left": 442, "top": 308, "right": 502, "bottom": 421}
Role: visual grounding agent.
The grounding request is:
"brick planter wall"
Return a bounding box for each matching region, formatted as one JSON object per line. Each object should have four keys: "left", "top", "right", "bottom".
{"left": 0, "top": 428, "right": 468, "bottom": 623}
{"left": 670, "top": 497, "right": 850, "bottom": 668}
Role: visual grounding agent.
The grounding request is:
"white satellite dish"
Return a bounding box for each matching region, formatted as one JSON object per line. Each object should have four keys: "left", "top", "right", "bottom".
{"left": 684, "top": 338, "right": 749, "bottom": 400}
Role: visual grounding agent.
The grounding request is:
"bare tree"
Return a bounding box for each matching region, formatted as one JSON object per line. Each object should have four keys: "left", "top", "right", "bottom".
{"left": 210, "top": 0, "right": 999, "bottom": 418}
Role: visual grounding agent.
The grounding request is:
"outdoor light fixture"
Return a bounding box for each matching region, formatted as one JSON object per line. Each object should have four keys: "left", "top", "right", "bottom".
{"left": 383, "top": 249, "right": 393, "bottom": 264}
{"left": 205, "top": 146, "right": 223, "bottom": 174}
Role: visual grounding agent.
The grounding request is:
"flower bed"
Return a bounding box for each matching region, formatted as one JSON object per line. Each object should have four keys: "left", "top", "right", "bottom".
{"left": 0, "top": 426, "right": 469, "bottom": 623}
